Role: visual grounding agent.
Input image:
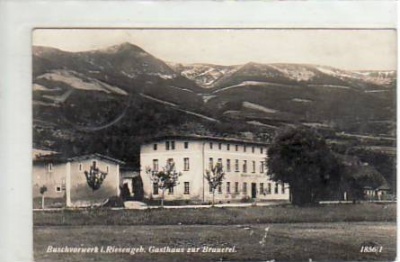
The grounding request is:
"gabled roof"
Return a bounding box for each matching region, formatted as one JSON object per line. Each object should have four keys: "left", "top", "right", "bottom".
{"left": 34, "top": 153, "right": 125, "bottom": 165}
{"left": 143, "top": 135, "right": 269, "bottom": 147}
{"left": 68, "top": 153, "right": 125, "bottom": 165}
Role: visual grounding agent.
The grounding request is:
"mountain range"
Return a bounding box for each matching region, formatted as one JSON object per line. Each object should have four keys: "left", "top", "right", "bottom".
{"left": 32, "top": 42, "right": 396, "bottom": 181}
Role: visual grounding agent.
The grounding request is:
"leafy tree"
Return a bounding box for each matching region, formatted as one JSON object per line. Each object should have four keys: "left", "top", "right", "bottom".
{"left": 146, "top": 159, "right": 182, "bottom": 207}
{"left": 267, "top": 127, "right": 342, "bottom": 206}
{"left": 40, "top": 185, "right": 47, "bottom": 209}
{"left": 205, "top": 162, "right": 225, "bottom": 206}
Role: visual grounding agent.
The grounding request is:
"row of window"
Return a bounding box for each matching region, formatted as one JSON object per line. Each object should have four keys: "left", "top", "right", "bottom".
{"left": 153, "top": 182, "right": 190, "bottom": 195}
{"left": 152, "top": 158, "right": 265, "bottom": 173}
{"left": 152, "top": 181, "right": 286, "bottom": 195}
{"left": 153, "top": 140, "right": 265, "bottom": 154}
{"left": 46, "top": 161, "right": 110, "bottom": 172}
{"left": 211, "top": 182, "right": 286, "bottom": 195}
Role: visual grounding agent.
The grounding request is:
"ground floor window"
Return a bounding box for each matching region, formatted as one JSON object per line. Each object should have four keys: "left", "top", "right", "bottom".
{"left": 281, "top": 183, "right": 285, "bottom": 194}
{"left": 153, "top": 183, "right": 159, "bottom": 195}
{"left": 218, "top": 184, "right": 222, "bottom": 194}
{"left": 274, "top": 183, "right": 279, "bottom": 194}
{"left": 260, "top": 183, "right": 264, "bottom": 195}
{"left": 268, "top": 183, "right": 271, "bottom": 194}
{"left": 184, "top": 182, "right": 190, "bottom": 194}
{"left": 243, "top": 182, "right": 247, "bottom": 195}
{"left": 235, "top": 182, "right": 239, "bottom": 193}
{"left": 168, "top": 186, "right": 174, "bottom": 195}
{"left": 226, "top": 182, "right": 231, "bottom": 194}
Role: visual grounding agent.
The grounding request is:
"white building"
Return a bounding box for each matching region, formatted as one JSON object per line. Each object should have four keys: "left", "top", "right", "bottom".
{"left": 140, "top": 136, "right": 290, "bottom": 203}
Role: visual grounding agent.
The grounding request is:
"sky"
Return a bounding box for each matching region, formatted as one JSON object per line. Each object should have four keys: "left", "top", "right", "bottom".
{"left": 33, "top": 29, "right": 397, "bottom": 70}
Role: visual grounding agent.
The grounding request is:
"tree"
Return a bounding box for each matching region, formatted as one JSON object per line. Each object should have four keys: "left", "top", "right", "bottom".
{"left": 146, "top": 159, "right": 182, "bottom": 207}
{"left": 40, "top": 185, "right": 47, "bottom": 209}
{"left": 84, "top": 162, "right": 108, "bottom": 191}
{"left": 267, "top": 127, "right": 342, "bottom": 206}
{"left": 205, "top": 162, "right": 225, "bottom": 206}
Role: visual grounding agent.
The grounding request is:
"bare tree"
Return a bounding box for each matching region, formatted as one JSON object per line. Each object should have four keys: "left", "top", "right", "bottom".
{"left": 205, "top": 162, "right": 225, "bottom": 206}
{"left": 146, "top": 159, "right": 182, "bottom": 207}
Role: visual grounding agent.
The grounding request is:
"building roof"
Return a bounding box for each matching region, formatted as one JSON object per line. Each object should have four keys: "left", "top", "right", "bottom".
{"left": 143, "top": 135, "right": 269, "bottom": 147}
{"left": 33, "top": 153, "right": 125, "bottom": 165}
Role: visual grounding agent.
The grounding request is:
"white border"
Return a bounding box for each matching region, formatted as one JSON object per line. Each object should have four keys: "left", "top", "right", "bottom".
{"left": 0, "top": 1, "right": 397, "bottom": 262}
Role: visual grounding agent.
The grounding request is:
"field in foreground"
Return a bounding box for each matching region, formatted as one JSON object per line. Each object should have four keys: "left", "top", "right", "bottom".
{"left": 33, "top": 203, "right": 396, "bottom": 226}
{"left": 34, "top": 222, "right": 396, "bottom": 262}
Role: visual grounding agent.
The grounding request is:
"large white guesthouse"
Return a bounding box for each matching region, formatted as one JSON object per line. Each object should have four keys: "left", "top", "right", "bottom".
{"left": 140, "top": 136, "right": 290, "bottom": 203}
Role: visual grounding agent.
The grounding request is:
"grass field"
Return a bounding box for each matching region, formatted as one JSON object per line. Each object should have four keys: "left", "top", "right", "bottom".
{"left": 34, "top": 222, "right": 396, "bottom": 262}
{"left": 33, "top": 202, "right": 396, "bottom": 226}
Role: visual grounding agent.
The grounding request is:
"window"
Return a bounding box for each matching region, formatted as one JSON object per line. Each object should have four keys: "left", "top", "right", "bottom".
{"left": 260, "top": 183, "right": 264, "bottom": 195}
{"left": 243, "top": 146, "right": 247, "bottom": 152}
{"left": 260, "top": 147, "right": 264, "bottom": 154}
{"left": 153, "top": 144, "right": 158, "bottom": 150}
{"left": 47, "top": 163, "right": 53, "bottom": 172}
{"left": 209, "top": 158, "right": 214, "bottom": 169}
{"left": 184, "top": 182, "right": 190, "bottom": 194}
{"left": 252, "top": 161, "right": 256, "bottom": 173}
{"left": 92, "top": 161, "right": 97, "bottom": 168}
{"left": 55, "top": 186, "right": 62, "bottom": 192}
{"left": 217, "top": 158, "right": 222, "bottom": 165}
{"left": 227, "top": 182, "right": 231, "bottom": 194}
{"left": 268, "top": 183, "right": 272, "bottom": 194}
{"left": 235, "top": 182, "right": 239, "bottom": 193}
{"left": 227, "top": 144, "right": 230, "bottom": 151}
{"left": 218, "top": 184, "right": 222, "bottom": 194}
{"left": 153, "top": 183, "right": 159, "bottom": 195}
{"left": 184, "top": 142, "right": 189, "bottom": 149}
{"left": 106, "top": 166, "right": 109, "bottom": 172}
{"left": 243, "top": 160, "right": 247, "bottom": 173}
{"left": 209, "top": 183, "right": 213, "bottom": 193}
{"left": 218, "top": 143, "right": 222, "bottom": 150}
{"left": 243, "top": 182, "right": 247, "bottom": 194}
{"left": 281, "top": 183, "right": 285, "bottom": 194}
{"left": 252, "top": 146, "right": 255, "bottom": 153}
{"left": 79, "top": 163, "right": 82, "bottom": 171}
{"left": 184, "top": 158, "right": 190, "bottom": 171}
{"left": 235, "top": 159, "right": 239, "bottom": 172}
{"left": 171, "top": 141, "right": 175, "bottom": 150}
{"left": 260, "top": 161, "right": 265, "bottom": 173}
{"left": 274, "top": 183, "right": 279, "bottom": 194}
{"left": 168, "top": 186, "right": 174, "bottom": 195}
{"left": 166, "top": 141, "right": 170, "bottom": 150}
{"left": 235, "top": 145, "right": 238, "bottom": 151}
{"left": 226, "top": 159, "right": 231, "bottom": 172}
{"left": 61, "top": 179, "right": 66, "bottom": 190}
{"left": 153, "top": 159, "right": 159, "bottom": 171}
{"left": 209, "top": 142, "right": 213, "bottom": 149}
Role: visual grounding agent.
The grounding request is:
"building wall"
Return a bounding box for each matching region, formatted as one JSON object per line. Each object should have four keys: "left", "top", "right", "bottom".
{"left": 33, "top": 162, "right": 67, "bottom": 199}
{"left": 140, "top": 138, "right": 290, "bottom": 203}
{"left": 33, "top": 157, "right": 120, "bottom": 207}
{"left": 69, "top": 159, "right": 120, "bottom": 207}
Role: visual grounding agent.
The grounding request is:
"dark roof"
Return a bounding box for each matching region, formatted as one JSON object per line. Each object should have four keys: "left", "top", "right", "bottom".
{"left": 34, "top": 153, "right": 125, "bottom": 165}
{"left": 143, "top": 135, "right": 269, "bottom": 147}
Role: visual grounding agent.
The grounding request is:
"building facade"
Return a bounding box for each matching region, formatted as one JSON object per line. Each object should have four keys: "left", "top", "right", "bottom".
{"left": 140, "top": 136, "right": 290, "bottom": 203}
{"left": 33, "top": 153, "right": 123, "bottom": 208}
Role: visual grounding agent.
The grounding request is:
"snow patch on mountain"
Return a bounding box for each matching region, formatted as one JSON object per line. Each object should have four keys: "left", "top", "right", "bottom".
{"left": 247, "top": 121, "right": 278, "bottom": 129}
{"left": 242, "top": 101, "right": 278, "bottom": 114}
{"left": 292, "top": 98, "right": 312, "bottom": 103}
{"left": 37, "top": 70, "right": 128, "bottom": 95}
{"left": 308, "top": 84, "right": 351, "bottom": 90}
{"left": 213, "top": 81, "right": 295, "bottom": 94}
{"left": 268, "top": 64, "right": 316, "bottom": 81}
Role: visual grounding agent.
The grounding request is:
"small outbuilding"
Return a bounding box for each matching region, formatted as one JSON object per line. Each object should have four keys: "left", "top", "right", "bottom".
{"left": 33, "top": 153, "right": 124, "bottom": 208}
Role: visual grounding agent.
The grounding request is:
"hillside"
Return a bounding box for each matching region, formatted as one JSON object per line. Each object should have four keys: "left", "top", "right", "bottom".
{"left": 32, "top": 42, "right": 396, "bottom": 189}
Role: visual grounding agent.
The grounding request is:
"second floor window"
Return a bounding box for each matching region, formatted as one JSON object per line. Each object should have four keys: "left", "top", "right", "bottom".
{"left": 209, "top": 158, "right": 214, "bottom": 169}
{"left": 153, "top": 144, "right": 158, "bottom": 150}
{"left": 235, "top": 159, "right": 239, "bottom": 172}
{"left": 252, "top": 161, "right": 256, "bottom": 173}
{"left": 184, "top": 158, "right": 190, "bottom": 171}
{"left": 166, "top": 141, "right": 170, "bottom": 150}
{"left": 243, "top": 160, "right": 247, "bottom": 173}
{"left": 226, "top": 159, "right": 231, "bottom": 172}
{"left": 171, "top": 141, "right": 175, "bottom": 150}
{"left": 184, "top": 142, "right": 189, "bottom": 149}
{"left": 260, "top": 161, "right": 265, "bottom": 173}
{"left": 153, "top": 159, "right": 159, "bottom": 171}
